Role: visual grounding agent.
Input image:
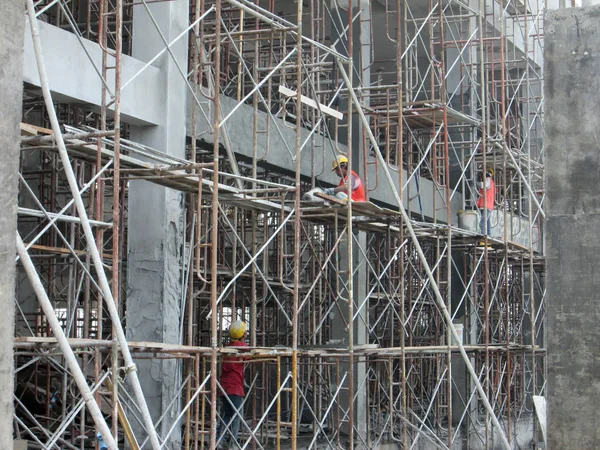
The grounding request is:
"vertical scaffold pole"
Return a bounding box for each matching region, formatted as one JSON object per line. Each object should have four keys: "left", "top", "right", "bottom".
{"left": 24, "top": 1, "right": 161, "bottom": 448}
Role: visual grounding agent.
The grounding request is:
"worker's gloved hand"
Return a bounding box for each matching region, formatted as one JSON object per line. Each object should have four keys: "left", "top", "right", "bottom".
{"left": 323, "top": 187, "right": 335, "bottom": 196}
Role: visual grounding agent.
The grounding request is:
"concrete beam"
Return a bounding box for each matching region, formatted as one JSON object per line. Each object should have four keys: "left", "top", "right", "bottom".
{"left": 0, "top": 1, "right": 24, "bottom": 447}
{"left": 478, "top": 0, "right": 543, "bottom": 70}
{"left": 188, "top": 94, "right": 463, "bottom": 224}
{"left": 22, "top": 20, "right": 463, "bottom": 223}
{"left": 23, "top": 19, "right": 162, "bottom": 126}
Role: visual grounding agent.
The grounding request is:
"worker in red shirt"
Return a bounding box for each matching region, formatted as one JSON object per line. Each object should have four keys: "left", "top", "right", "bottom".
{"left": 217, "top": 321, "right": 249, "bottom": 449}
{"left": 477, "top": 168, "right": 496, "bottom": 235}
{"left": 323, "top": 155, "right": 367, "bottom": 202}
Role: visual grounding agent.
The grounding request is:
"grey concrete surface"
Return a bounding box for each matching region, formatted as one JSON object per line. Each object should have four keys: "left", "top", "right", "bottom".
{"left": 19, "top": 13, "right": 465, "bottom": 222}
{"left": 188, "top": 94, "right": 464, "bottom": 223}
{"left": 329, "top": 232, "right": 368, "bottom": 442}
{"left": 546, "top": 5, "right": 600, "bottom": 449}
{"left": 23, "top": 19, "right": 162, "bottom": 125}
{"left": 0, "top": 0, "right": 25, "bottom": 447}
{"left": 125, "top": 0, "right": 189, "bottom": 448}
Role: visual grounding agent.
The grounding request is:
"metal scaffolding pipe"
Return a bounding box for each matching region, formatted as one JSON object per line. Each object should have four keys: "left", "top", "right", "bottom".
{"left": 336, "top": 60, "right": 512, "bottom": 450}
{"left": 24, "top": 2, "right": 161, "bottom": 448}
{"left": 16, "top": 234, "right": 118, "bottom": 450}
{"left": 495, "top": 141, "right": 545, "bottom": 218}
{"left": 13, "top": 0, "right": 546, "bottom": 447}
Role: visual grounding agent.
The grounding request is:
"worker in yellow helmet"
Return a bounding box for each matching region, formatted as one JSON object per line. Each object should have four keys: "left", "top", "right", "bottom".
{"left": 322, "top": 154, "right": 367, "bottom": 202}
{"left": 217, "top": 320, "right": 248, "bottom": 449}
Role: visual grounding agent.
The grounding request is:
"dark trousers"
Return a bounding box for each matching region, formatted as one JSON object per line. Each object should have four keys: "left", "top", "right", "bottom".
{"left": 217, "top": 394, "right": 244, "bottom": 448}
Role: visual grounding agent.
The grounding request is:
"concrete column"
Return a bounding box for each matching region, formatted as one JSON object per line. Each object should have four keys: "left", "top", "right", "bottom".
{"left": 355, "top": 3, "right": 370, "bottom": 441}
{"left": 0, "top": 0, "right": 24, "bottom": 447}
{"left": 330, "top": 230, "right": 368, "bottom": 444}
{"left": 546, "top": 5, "right": 600, "bottom": 449}
{"left": 445, "top": 14, "right": 476, "bottom": 435}
{"left": 126, "top": 0, "right": 188, "bottom": 447}
{"left": 354, "top": 232, "right": 368, "bottom": 442}
{"left": 448, "top": 250, "right": 480, "bottom": 449}
{"left": 327, "top": 1, "right": 370, "bottom": 444}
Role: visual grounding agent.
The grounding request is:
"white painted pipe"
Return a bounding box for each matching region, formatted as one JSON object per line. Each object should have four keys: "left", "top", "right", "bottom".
{"left": 336, "top": 60, "right": 512, "bottom": 450}
{"left": 16, "top": 234, "right": 118, "bottom": 450}
{"left": 495, "top": 141, "right": 545, "bottom": 218}
{"left": 24, "top": 2, "right": 161, "bottom": 449}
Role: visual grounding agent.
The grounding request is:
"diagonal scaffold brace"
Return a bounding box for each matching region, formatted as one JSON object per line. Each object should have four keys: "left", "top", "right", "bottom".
{"left": 24, "top": 0, "right": 162, "bottom": 448}
{"left": 336, "top": 59, "right": 512, "bottom": 450}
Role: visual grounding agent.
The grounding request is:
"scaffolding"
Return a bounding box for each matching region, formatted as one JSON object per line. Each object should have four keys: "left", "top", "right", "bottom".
{"left": 14, "top": 0, "right": 546, "bottom": 449}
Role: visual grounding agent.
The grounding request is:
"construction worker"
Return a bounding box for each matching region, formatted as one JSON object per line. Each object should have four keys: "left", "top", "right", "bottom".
{"left": 323, "top": 154, "right": 367, "bottom": 202}
{"left": 477, "top": 168, "right": 496, "bottom": 235}
{"left": 217, "top": 321, "right": 249, "bottom": 449}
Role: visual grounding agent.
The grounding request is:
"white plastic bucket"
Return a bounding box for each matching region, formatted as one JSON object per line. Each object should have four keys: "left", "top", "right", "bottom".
{"left": 457, "top": 210, "right": 479, "bottom": 232}
{"left": 452, "top": 324, "right": 464, "bottom": 345}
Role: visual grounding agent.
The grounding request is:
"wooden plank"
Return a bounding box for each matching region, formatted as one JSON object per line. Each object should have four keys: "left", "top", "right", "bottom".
{"left": 24, "top": 243, "right": 112, "bottom": 259}
{"left": 279, "top": 86, "right": 344, "bottom": 120}
{"left": 314, "top": 191, "right": 346, "bottom": 205}
{"left": 104, "top": 378, "right": 140, "bottom": 450}
{"left": 21, "top": 122, "right": 53, "bottom": 136}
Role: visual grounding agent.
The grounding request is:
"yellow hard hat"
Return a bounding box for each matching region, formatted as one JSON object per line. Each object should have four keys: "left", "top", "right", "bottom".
{"left": 229, "top": 321, "right": 247, "bottom": 340}
{"left": 332, "top": 154, "right": 349, "bottom": 171}
{"left": 486, "top": 167, "right": 495, "bottom": 177}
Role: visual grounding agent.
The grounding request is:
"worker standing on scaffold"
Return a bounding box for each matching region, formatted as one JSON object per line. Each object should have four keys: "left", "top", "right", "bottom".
{"left": 217, "top": 321, "right": 249, "bottom": 450}
{"left": 477, "top": 167, "right": 496, "bottom": 236}
{"left": 323, "top": 154, "right": 367, "bottom": 202}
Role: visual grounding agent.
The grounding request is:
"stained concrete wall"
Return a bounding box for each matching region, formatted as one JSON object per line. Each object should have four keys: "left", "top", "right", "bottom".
{"left": 546, "top": 5, "right": 600, "bottom": 449}
{"left": 0, "top": 0, "right": 25, "bottom": 447}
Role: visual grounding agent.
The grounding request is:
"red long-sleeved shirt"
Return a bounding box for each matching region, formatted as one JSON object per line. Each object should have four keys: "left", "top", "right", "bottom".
{"left": 219, "top": 340, "right": 248, "bottom": 397}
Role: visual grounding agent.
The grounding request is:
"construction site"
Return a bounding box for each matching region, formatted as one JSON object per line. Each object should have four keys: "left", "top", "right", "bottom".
{"left": 1, "top": 0, "right": 598, "bottom": 449}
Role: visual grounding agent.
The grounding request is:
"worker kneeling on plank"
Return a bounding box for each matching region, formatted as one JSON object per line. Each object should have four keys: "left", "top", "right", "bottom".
{"left": 322, "top": 154, "right": 367, "bottom": 202}
{"left": 217, "top": 320, "right": 249, "bottom": 449}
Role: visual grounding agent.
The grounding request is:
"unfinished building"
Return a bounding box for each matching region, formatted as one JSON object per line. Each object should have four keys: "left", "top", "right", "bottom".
{"left": 4, "top": 0, "right": 552, "bottom": 448}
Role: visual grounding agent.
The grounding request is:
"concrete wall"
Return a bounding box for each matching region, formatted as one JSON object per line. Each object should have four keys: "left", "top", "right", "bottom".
{"left": 546, "top": 5, "right": 600, "bottom": 449}
{"left": 0, "top": 0, "right": 25, "bottom": 447}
